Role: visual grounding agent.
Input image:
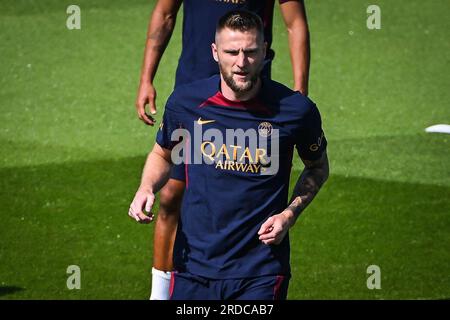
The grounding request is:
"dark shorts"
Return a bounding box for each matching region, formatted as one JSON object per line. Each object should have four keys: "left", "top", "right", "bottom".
{"left": 170, "top": 60, "right": 273, "bottom": 182}
{"left": 169, "top": 271, "right": 290, "bottom": 300}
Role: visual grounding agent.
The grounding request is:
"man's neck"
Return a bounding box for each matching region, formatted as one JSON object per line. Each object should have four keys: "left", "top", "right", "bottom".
{"left": 220, "top": 76, "right": 261, "bottom": 102}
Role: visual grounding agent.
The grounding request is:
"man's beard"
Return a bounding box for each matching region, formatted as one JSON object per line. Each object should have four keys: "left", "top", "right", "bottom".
{"left": 219, "top": 63, "right": 259, "bottom": 94}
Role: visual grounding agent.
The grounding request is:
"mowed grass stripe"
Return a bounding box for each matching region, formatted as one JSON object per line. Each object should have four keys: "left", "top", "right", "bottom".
{"left": 1, "top": 158, "right": 449, "bottom": 299}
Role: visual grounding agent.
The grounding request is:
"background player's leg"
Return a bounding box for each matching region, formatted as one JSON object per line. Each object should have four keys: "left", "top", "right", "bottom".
{"left": 153, "top": 178, "right": 185, "bottom": 271}
{"left": 150, "top": 178, "right": 185, "bottom": 300}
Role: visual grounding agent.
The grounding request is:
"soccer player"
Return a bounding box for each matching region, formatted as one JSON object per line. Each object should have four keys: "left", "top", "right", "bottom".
{"left": 129, "top": 10, "right": 328, "bottom": 300}
{"left": 135, "top": 0, "right": 311, "bottom": 300}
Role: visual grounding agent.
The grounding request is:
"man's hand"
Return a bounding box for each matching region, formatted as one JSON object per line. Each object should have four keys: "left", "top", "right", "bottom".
{"left": 257, "top": 210, "right": 295, "bottom": 245}
{"left": 135, "top": 81, "right": 157, "bottom": 126}
{"left": 129, "top": 144, "right": 173, "bottom": 225}
{"left": 128, "top": 188, "right": 155, "bottom": 224}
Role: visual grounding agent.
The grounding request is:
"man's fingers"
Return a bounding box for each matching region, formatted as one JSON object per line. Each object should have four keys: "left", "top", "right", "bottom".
{"left": 128, "top": 208, "right": 139, "bottom": 222}
{"left": 261, "top": 234, "right": 284, "bottom": 245}
{"left": 129, "top": 208, "right": 154, "bottom": 224}
{"left": 259, "top": 230, "right": 276, "bottom": 241}
{"left": 137, "top": 211, "right": 154, "bottom": 224}
{"left": 258, "top": 217, "right": 274, "bottom": 235}
{"left": 129, "top": 198, "right": 144, "bottom": 221}
{"left": 258, "top": 225, "right": 279, "bottom": 240}
{"left": 141, "top": 111, "right": 155, "bottom": 126}
{"left": 148, "top": 100, "right": 157, "bottom": 115}
{"left": 136, "top": 101, "right": 155, "bottom": 126}
{"left": 262, "top": 238, "right": 282, "bottom": 245}
{"left": 262, "top": 238, "right": 275, "bottom": 245}
{"left": 129, "top": 191, "right": 156, "bottom": 224}
{"left": 147, "top": 87, "right": 157, "bottom": 115}
{"left": 142, "top": 110, "right": 156, "bottom": 125}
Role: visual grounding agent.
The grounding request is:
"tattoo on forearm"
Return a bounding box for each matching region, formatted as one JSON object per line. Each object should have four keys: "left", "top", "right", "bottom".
{"left": 289, "top": 153, "right": 329, "bottom": 217}
{"left": 287, "top": 197, "right": 303, "bottom": 215}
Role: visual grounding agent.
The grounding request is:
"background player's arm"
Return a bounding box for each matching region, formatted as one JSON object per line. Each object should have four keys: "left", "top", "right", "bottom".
{"left": 258, "top": 151, "right": 329, "bottom": 245}
{"left": 128, "top": 143, "right": 173, "bottom": 223}
{"left": 135, "top": 0, "right": 182, "bottom": 125}
{"left": 279, "top": 0, "right": 310, "bottom": 95}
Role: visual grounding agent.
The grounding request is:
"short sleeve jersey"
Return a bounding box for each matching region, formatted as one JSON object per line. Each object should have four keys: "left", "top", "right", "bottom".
{"left": 157, "top": 75, "right": 327, "bottom": 279}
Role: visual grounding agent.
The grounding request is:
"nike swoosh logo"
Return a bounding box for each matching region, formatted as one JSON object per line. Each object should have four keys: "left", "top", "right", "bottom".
{"left": 197, "top": 117, "right": 216, "bottom": 125}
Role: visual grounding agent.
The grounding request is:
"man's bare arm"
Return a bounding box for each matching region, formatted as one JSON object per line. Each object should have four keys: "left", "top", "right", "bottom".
{"left": 128, "top": 143, "right": 173, "bottom": 223}
{"left": 136, "top": 0, "right": 182, "bottom": 125}
{"left": 140, "top": 143, "right": 173, "bottom": 192}
{"left": 285, "top": 151, "right": 329, "bottom": 221}
{"left": 258, "top": 151, "right": 329, "bottom": 244}
{"left": 279, "top": 0, "right": 310, "bottom": 95}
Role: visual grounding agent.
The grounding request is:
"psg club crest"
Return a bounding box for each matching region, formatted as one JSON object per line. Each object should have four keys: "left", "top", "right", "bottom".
{"left": 258, "top": 122, "right": 273, "bottom": 137}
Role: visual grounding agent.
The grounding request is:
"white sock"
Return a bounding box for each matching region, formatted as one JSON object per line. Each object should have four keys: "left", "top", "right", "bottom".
{"left": 149, "top": 267, "right": 172, "bottom": 300}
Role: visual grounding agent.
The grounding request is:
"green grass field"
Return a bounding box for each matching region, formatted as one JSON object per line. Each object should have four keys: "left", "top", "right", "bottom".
{"left": 0, "top": 0, "right": 449, "bottom": 299}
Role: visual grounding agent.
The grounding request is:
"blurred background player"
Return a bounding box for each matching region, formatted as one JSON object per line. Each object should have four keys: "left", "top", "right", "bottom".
{"left": 134, "top": 0, "right": 310, "bottom": 300}
{"left": 129, "top": 10, "right": 328, "bottom": 300}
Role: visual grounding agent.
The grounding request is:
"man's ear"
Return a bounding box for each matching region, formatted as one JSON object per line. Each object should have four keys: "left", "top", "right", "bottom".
{"left": 212, "top": 43, "right": 219, "bottom": 62}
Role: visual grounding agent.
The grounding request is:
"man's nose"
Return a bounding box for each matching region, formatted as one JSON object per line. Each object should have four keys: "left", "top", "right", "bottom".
{"left": 235, "top": 50, "right": 247, "bottom": 68}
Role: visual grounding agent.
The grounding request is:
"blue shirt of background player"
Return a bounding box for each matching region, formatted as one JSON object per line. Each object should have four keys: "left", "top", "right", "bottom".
{"left": 175, "top": 0, "right": 297, "bottom": 87}
{"left": 157, "top": 75, "right": 327, "bottom": 279}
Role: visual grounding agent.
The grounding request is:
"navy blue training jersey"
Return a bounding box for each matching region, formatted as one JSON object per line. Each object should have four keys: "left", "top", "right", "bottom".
{"left": 176, "top": 0, "right": 297, "bottom": 87}
{"left": 157, "top": 75, "right": 327, "bottom": 279}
